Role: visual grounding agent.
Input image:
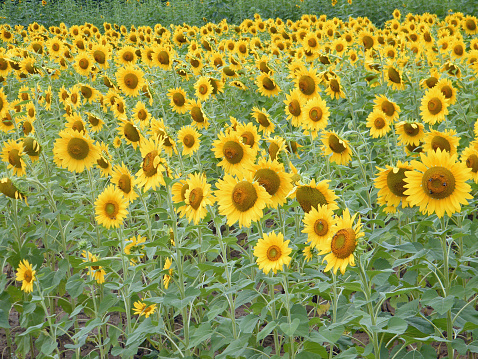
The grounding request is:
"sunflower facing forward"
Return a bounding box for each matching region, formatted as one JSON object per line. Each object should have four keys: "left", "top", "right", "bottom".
{"left": 420, "top": 86, "right": 449, "bottom": 125}
{"left": 95, "top": 185, "right": 129, "bottom": 228}
{"left": 302, "top": 205, "right": 337, "bottom": 249}
{"left": 136, "top": 137, "right": 167, "bottom": 192}
{"left": 177, "top": 125, "right": 201, "bottom": 156}
{"left": 254, "top": 231, "right": 292, "bottom": 275}
{"left": 16, "top": 259, "right": 36, "bottom": 293}
{"left": 215, "top": 173, "right": 271, "bottom": 228}
{"left": 183, "top": 172, "right": 215, "bottom": 224}
{"left": 1, "top": 139, "right": 27, "bottom": 176}
{"left": 374, "top": 161, "right": 412, "bottom": 213}
{"left": 319, "top": 209, "right": 364, "bottom": 275}
{"left": 212, "top": 131, "right": 255, "bottom": 176}
{"left": 404, "top": 149, "right": 472, "bottom": 218}
{"left": 116, "top": 65, "right": 145, "bottom": 97}
{"left": 322, "top": 131, "right": 352, "bottom": 166}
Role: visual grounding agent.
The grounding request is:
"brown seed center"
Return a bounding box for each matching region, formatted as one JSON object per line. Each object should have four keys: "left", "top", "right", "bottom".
{"left": 331, "top": 228, "right": 356, "bottom": 259}
{"left": 223, "top": 141, "right": 244, "bottom": 164}
{"left": 67, "top": 137, "right": 89, "bottom": 160}
{"left": 267, "top": 245, "right": 281, "bottom": 261}
{"left": 422, "top": 167, "right": 455, "bottom": 199}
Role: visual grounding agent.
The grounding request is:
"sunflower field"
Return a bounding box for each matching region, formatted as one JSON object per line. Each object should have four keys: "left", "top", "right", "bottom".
{"left": 2, "top": 6, "right": 478, "bottom": 359}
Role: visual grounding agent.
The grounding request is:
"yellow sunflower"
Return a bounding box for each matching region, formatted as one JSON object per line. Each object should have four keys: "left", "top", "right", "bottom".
{"left": 22, "top": 137, "right": 41, "bottom": 162}
{"left": 366, "top": 110, "right": 391, "bottom": 138}
{"left": 295, "top": 68, "right": 320, "bottom": 100}
{"left": 267, "top": 136, "right": 286, "bottom": 161}
{"left": 251, "top": 107, "right": 275, "bottom": 135}
{"left": 1, "top": 139, "right": 26, "bottom": 176}
{"left": 116, "top": 65, "right": 145, "bottom": 97}
{"left": 163, "top": 257, "right": 173, "bottom": 289}
{"left": 186, "top": 99, "right": 209, "bottom": 129}
{"left": 53, "top": 129, "right": 100, "bottom": 173}
{"left": 436, "top": 78, "right": 457, "bottom": 105}
{"left": 94, "top": 184, "right": 129, "bottom": 229}
{"left": 152, "top": 45, "right": 174, "bottom": 70}
{"left": 124, "top": 235, "right": 146, "bottom": 265}
{"left": 302, "top": 205, "right": 337, "bottom": 249}
{"left": 250, "top": 158, "right": 293, "bottom": 208}
{"left": 404, "top": 149, "right": 472, "bottom": 218}
{"left": 322, "top": 131, "right": 352, "bottom": 166}
{"left": 183, "top": 172, "right": 215, "bottom": 224}
{"left": 133, "top": 301, "right": 157, "bottom": 318}
{"left": 167, "top": 87, "right": 189, "bottom": 114}
{"left": 302, "top": 96, "right": 330, "bottom": 131}
{"left": 177, "top": 125, "right": 201, "bottom": 156}
{"left": 73, "top": 51, "right": 94, "bottom": 77}
{"left": 461, "top": 146, "right": 478, "bottom": 183}
{"left": 16, "top": 259, "right": 36, "bottom": 293}
{"left": 423, "top": 129, "right": 459, "bottom": 156}
{"left": 374, "top": 161, "right": 412, "bottom": 213}
{"left": 194, "top": 76, "right": 213, "bottom": 101}
{"left": 82, "top": 251, "right": 106, "bottom": 284}
{"left": 0, "top": 88, "right": 8, "bottom": 119}
{"left": 212, "top": 131, "right": 255, "bottom": 176}
{"left": 384, "top": 62, "right": 405, "bottom": 90}
{"left": 117, "top": 120, "right": 142, "bottom": 149}
{"left": 256, "top": 73, "right": 281, "bottom": 97}
{"left": 290, "top": 178, "right": 339, "bottom": 213}
{"left": 111, "top": 162, "right": 138, "bottom": 202}
{"left": 319, "top": 209, "right": 364, "bottom": 275}
{"left": 132, "top": 101, "right": 151, "bottom": 129}
{"left": 374, "top": 94, "right": 401, "bottom": 122}
{"left": 395, "top": 121, "right": 425, "bottom": 146}
{"left": 420, "top": 87, "right": 449, "bottom": 125}
{"left": 135, "top": 137, "right": 166, "bottom": 192}
{"left": 234, "top": 122, "right": 261, "bottom": 156}
{"left": 283, "top": 89, "right": 306, "bottom": 127}
{"left": 254, "top": 231, "right": 292, "bottom": 275}
{"left": 325, "top": 77, "right": 346, "bottom": 100}
{"left": 215, "top": 173, "right": 272, "bottom": 228}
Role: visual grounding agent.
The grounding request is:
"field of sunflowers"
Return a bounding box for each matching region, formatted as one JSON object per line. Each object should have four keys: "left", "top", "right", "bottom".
{"left": 2, "top": 5, "right": 478, "bottom": 359}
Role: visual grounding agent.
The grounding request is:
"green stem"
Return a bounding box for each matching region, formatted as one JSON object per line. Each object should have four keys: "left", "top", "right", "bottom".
{"left": 329, "top": 272, "right": 338, "bottom": 359}
{"left": 282, "top": 273, "right": 295, "bottom": 359}
{"left": 268, "top": 280, "right": 280, "bottom": 355}
{"left": 440, "top": 216, "right": 454, "bottom": 359}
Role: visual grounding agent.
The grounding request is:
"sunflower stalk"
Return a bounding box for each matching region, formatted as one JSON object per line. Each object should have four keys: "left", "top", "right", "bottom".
{"left": 87, "top": 169, "right": 101, "bottom": 248}
{"left": 117, "top": 227, "right": 133, "bottom": 356}
{"left": 90, "top": 282, "right": 107, "bottom": 359}
{"left": 268, "top": 279, "right": 281, "bottom": 355}
{"left": 329, "top": 272, "right": 338, "bottom": 359}
{"left": 282, "top": 272, "right": 295, "bottom": 359}
{"left": 440, "top": 216, "right": 454, "bottom": 359}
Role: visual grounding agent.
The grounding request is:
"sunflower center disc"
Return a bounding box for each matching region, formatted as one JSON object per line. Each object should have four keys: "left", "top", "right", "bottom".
{"left": 173, "top": 93, "right": 185, "bottom": 106}
{"left": 199, "top": 84, "right": 208, "bottom": 95}
{"left": 388, "top": 67, "right": 401, "bottom": 84}
{"left": 431, "top": 136, "right": 451, "bottom": 153}
{"left": 466, "top": 19, "right": 477, "bottom": 30}
{"left": 268, "top": 143, "right": 279, "bottom": 160}
{"left": 189, "top": 188, "right": 204, "bottom": 210}
{"left": 88, "top": 115, "right": 99, "bottom": 126}
{"left": 241, "top": 131, "right": 255, "bottom": 147}
{"left": 81, "top": 86, "right": 92, "bottom": 99}
{"left": 330, "top": 79, "right": 340, "bottom": 93}
{"left": 426, "top": 77, "right": 438, "bottom": 88}
{"left": 118, "top": 174, "right": 132, "bottom": 193}
{"left": 183, "top": 134, "right": 195, "bottom": 148}
{"left": 331, "top": 228, "right": 357, "bottom": 259}
{"left": 223, "top": 141, "right": 244, "bottom": 164}
{"left": 142, "top": 150, "right": 159, "bottom": 177}
{"left": 386, "top": 168, "right": 408, "bottom": 197}
{"left": 454, "top": 45, "right": 463, "bottom": 56}
{"left": 24, "top": 271, "right": 32, "bottom": 282}
{"left": 314, "top": 219, "right": 328, "bottom": 236}
{"left": 427, "top": 97, "right": 443, "bottom": 115}
{"left": 79, "top": 59, "right": 89, "bottom": 69}
{"left": 328, "top": 134, "right": 346, "bottom": 153}
{"left": 374, "top": 117, "right": 386, "bottom": 129}
{"left": 138, "top": 110, "right": 147, "bottom": 120}
{"left": 23, "top": 121, "right": 32, "bottom": 135}
{"left": 299, "top": 75, "right": 315, "bottom": 95}
{"left": 381, "top": 101, "right": 395, "bottom": 117}
{"left": 158, "top": 51, "right": 170, "bottom": 65}
{"left": 93, "top": 50, "right": 106, "bottom": 64}
{"left": 267, "top": 245, "right": 282, "bottom": 261}
{"left": 259, "top": 62, "right": 271, "bottom": 74}
{"left": 124, "top": 123, "right": 140, "bottom": 142}
{"left": 441, "top": 86, "right": 452, "bottom": 99}
{"left": 71, "top": 120, "right": 84, "bottom": 133}
{"left": 254, "top": 168, "right": 281, "bottom": 196}
{"left": 67, "top": 137, "right": 89, "bottom": 160}
{"left": 257, "top": 113, "right": 270, "bottom": 127}
{"left": 191, "top": 107, "right": 205, "bottom": 123}
{"left": 308, "top": 38, "right": 317, "bottom": 47}
{"left": 97, "top": 156, "right": 109, "bottom": 169}
{"left": 124, "top": 73, "right": 139, "bottom": 90}
{"left": 91, "top": 265, "right": 100, "bottom": 271}
{"left": 422, "top": 166, "right": 456, "bottom": 199}
{"left": 288, "top": 100, "right": 301, "bottom": 116}
{"left": 404, "top": 123, "right": 420, "bottom": 136}
{"left": 262, "top": 77, "right": 276, "bottom": 91}
{"left": 362, "top": 35, "right": 373, "bottom": 49}
{"left": 232, "top": 181, "right": 258, "bottom": 212}
{"left": 8, "top": 149, "right": 21, "bottom": 168}
{"left": 2, "top": 115, "right": 12, "bottom": 126}
{"left": 296, "top": 186, "right": 328, "bottom": 213}
{"left": 466, "top": 154, "right": 478, "bottom": 172}
{"left": 105, "top": 202, "right": 118, "bottom": 218}
{"left": 123, "top": 52, "right": 134, "bottom": 61}
{"left": 309, "top": 107, "right": 323, "bottom": 122}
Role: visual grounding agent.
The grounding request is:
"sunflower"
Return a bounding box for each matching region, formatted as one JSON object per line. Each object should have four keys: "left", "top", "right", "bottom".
{"left": 302, "top": 96, "right": 330, "bottom": 131}
{"left": 186, "top": 99, "right": 209, "bottom": 129}
{"left": 267, "top": 136, "right": 286, "bottom": 161}
{"left": 133, "top": 301, "right": 157, "bottom": 318}
{"left": 234, "top": 122, "right": 261, "bottom": 156}
{"left": 325, "top": 77, "right": 346, "bottom": 100}
{"left": 302, "top": 205, "right": 337, "bottom": 248}
{"left": 384, "top": 63, "right": 405, "bottom": 90}
{"left": 16, "top": 259, "right": 36, "bottom": 293}
{"left": 461, "top": 146, "right": 478, "bottom": 183}
{"left": 256, "top": 73, "right": 281, "bottom": 97}
{"left": 250, "top": 158, "right": 293, "bottom": 208}
{"left": 65, "top": 113, "right": 86, "bottom": 133}
{"left": 359, "top": 31, "right": 376, "bottom": 50}
{"left": 94, "top": 184, "right": 129, "bottom": 228}
{"left": 248, "top": 107, "right": 273, "bottom": 135}
{"left": 167, "top": 87, "right": 189, "bottom": 114}
{"left": 322, "top": 131, "right": 352, "bottom": 166}
{"left": 230, "top": 80, "right": 248, "bottom": 90}
{"left": 177, "top": 125, "right": 201, "bottom": 156}
{"left": 463, "top": 16, "right": 478, "bottom": 35}
{"left": 253, "top": 231, "right": 292, "bottom": 275}
{"left": 90, "top": 43, "right": 111, "bottom": 69}
{"left": 374, "top": 95, "right": 400, "bottom": 122}
{"left": 374, "top": 161, "right": 412, "bottom": 213}
{"left": 116, "top": 45, "right": 137, "bottom": 65}
{"left": 366, "top": 110, "right": 391, "bottom": 138}
{"left": 295, "top": 68, "right": 320, "bottom": 100}
{"left": 82, "top": 251, "right": 106, "bottom": 284}
{"left": 116, "top": 65, "right": 145, "bottom": 97}
{"left": 111, "top": 162, "right": 138, "bottom": 202}
{"left": 124, "top": 235, "right": 146, "bottom": 265}
{"left": 404, "top": 149, "right": 472, "bottom": 218}
{"left": 194, "top": 76, "right": 213, "bottom": 102}
{"left": 283, "top": 89, "right": 306, "bottom": 127}
{"left": 182, "top": 172, "right": 214, "bottom": 224}
{"left": 290, "top": 179, "right": 339, "bottom": 213}
{"left": 436, "top": 78, "right": 457, "bottom": 105}
{"left": 395, "top": 121, "right": 425, "bottom": 146}
{"left": 420, "top": 87, "right": 449, "bottom": 125}
{"left": 0, "top": 88, "right": 8, "bottom": 119}
{"left": 212, "top": 131, "right": 255, "bottom": 176}
{"left": 256, "top": 55, "right": 273, "bottom": 74}
{"left": 86, "top": 112, "right": 105, "bottom": 132}
{"left": 215, "top": 173, "right": 271, "bottom": 228}
{"left": 163, "top": 258, "right": 173, "bottom": 289}
{"left": 95, "top": 142, "right": 113, "bottom": 178}
{"left": 73, "top": 51, "right": 94, "bottom": 77}
{"left": 1, "top": 139, "right": 26, "bottom": 176}
{"left": 117, "top": 120, "right": 141, "bottom": 149}
{"left": 136, "top": 137, "right": 167, "bottom": 192}
{"left": 0, "top": 112, "right": 14, "bottom": 133}
{"left": 319, "top": 209, "right": 364, "bottom": 275}
{"left": 22, "top": 137, "right": 41, "bottom": 162}
{"left": 152, "top": 45, "right": 174, "bottom": 70}
{"left": 423, "top": 129, "right": 459, "bottom": 156}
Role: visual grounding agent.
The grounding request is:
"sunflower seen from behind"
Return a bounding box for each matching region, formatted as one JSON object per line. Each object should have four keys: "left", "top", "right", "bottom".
{"left": 404, "top": 148, "right": 472, "bottom": 218}
{"left": 215, "top": 172, "right": 271, "bottom": 228}
{"left": 319, "top": 209, "right": 364, "bottom": 275}
{"left": 254, "top": 231, "right": 292, "bottom": 275}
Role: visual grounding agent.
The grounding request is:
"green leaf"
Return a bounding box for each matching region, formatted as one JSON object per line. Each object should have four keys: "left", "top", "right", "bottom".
{"left": 385, "top": 317, "right": 408, "bottom": 334}
{"left": 279, "top": 318, "right": 300, "bottom": 337}
{"left": 257, "top": 321, "right": 277, "bottom": 342}
{"left": 318, "top": 323, "right": 344, "bottom": 344}
{"left": 421, "top": 290, "right": 454, "bottom": 315}
{"left": 239, "top": 314, "right": 259, "bottom": 334}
